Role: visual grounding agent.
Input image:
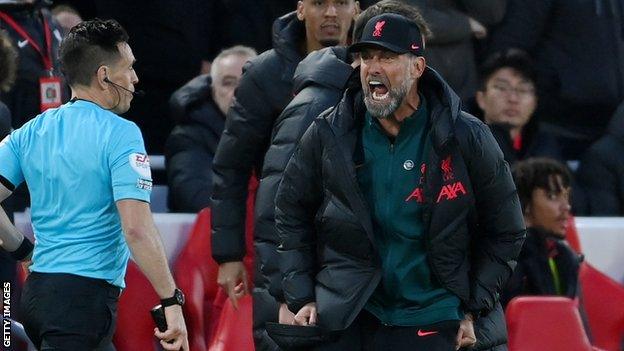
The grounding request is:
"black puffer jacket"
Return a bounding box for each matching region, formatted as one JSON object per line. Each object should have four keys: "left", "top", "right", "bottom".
{"left": 577, "top": 103, "right": 624, "bottom": 215}
{"left": 211, "top": 11, "right": 304, "bottom": 263}
{"left": 276, "top": 68, "right": 525, "bottom": 345}
{"left": 165, "top": 74, "right": 224, "bottom": 213}
{"left": 255, "top": 46, "right": 353, "bottom": 301}
{"left": 209, "top": 11, "right": 305, "bottom": 351}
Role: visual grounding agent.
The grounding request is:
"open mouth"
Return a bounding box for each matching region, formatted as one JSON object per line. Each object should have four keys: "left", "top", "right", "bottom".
{"left": 369, "top": 80, "right": 389, "bottom": 101}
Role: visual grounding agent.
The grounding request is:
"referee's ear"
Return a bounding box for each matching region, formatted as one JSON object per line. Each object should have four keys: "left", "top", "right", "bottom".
{"left": 95, "top": 65, "right": 109, "bottom": 90}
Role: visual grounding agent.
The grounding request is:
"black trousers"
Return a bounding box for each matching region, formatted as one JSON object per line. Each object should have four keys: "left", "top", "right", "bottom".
{"left": 314, "top": 310, "right": 460, "bottom": 351}
{"left": 19, "top": 272, "right": 120, "bottom": 351}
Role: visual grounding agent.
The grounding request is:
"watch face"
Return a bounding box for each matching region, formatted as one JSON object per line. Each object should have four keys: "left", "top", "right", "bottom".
{"left": 176, "top": 289, "right": 185, "bottom": 305}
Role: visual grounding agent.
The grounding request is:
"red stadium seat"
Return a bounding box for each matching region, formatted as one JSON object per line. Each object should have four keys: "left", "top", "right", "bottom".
{"left": 208, "top": 294, "right": 254, "bottom": 351}
{"left": 580, "top": 263, "right": 624, "bottom": 351}
{"left": 113, "top": 261, "right": 160, "bottom": 351}
{"left": 173, "top": 207, "right": 215, "bottom": 351}
{"left": 173, "top": 177, "right": 258, "bottom": 350}
{"left": 506, "top": 296, "right": 596, "bottom": 351}
{"left": 565, "top": 216, "right": 583, "bottom": 254}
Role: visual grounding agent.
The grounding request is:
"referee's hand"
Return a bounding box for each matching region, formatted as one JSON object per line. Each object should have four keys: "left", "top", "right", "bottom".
{"left": 154, "top": 305, "right": 189, "bottom": 351}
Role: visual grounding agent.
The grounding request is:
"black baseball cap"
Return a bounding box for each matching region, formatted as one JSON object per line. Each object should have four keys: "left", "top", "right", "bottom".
{"left": 349, "top": 13, "right": 424, "bottom": 56}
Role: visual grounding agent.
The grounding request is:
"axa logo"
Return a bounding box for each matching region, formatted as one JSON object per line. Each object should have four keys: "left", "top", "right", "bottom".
{"left": 373, "top": 20, "right": 386, "bottom": 37}
{"left": 436, "top": 181, "right": 467, "bottom": 203}
{"left": 405, "top": 187, "right": 424, "bottom": 203}
{"left": 441, "top": 155, "right": 454, "bottom": 181}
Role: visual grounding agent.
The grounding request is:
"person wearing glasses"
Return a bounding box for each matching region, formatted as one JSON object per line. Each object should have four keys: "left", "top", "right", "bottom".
{"left": 475, "top": 49, "right": 562, "bottom": 166}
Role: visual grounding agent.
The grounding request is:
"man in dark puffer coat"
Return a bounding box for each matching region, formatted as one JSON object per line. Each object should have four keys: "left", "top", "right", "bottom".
{"left": 165, "top": 46, "right": 256, "bottom": 213}
{"left": 210, "top": 3, "right": 360, "bottom": 349}
{"left": 255, "top": 45, "right": 353, "bottom": 307}
{"left": 275, "top": 12, "right": 525, "bottom": 351}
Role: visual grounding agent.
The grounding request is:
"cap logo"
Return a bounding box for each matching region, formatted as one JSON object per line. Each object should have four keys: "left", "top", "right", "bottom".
{"left": 373, "top": 20, "right": 386, "bottom": 37}
{"left": 411, "top": 43, "right": 420, "bottom": 50}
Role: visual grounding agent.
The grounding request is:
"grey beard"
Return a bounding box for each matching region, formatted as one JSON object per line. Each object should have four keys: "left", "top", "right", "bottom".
{"left": 363, "top": 77, "right": 412, "bottom": 119}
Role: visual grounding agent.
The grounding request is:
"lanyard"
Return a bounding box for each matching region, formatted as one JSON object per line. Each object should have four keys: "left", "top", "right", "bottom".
{"left": 0, "top": 11, "right": 53, "bottom": 71}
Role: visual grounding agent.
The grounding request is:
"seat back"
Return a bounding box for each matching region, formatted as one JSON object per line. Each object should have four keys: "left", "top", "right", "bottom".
{"left": 173, "top": 176, "right": 259, "bottom": 349}
{"left": 173, "top": 207, "right": 214, "bottom": 351}
{"left": 208, "top": 294, "right": 254, "bottom": 351}
{"left": 580, "top": 263, "right": 624, "bottom": 351}
{"left": 113, "top": 261, "right": 159, "bottom": 351}
{"left": 506, "top": 296, "right": 594, "bottom": 351}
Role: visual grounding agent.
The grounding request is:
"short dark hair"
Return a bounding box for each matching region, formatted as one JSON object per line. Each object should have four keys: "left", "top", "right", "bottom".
{"left": 59, "top": 19, "right": 129, "bottom": 87}
{"left": 478, "top": 49, "right": 536, "bottom": 91}
{"left": 352, "top": 0, "right": 431, "bottom": 43}
{"left": 512, "top": 157, "right": 572, "bottom": 213}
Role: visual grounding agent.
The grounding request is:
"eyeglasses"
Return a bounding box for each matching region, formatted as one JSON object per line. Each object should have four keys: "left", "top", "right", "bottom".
{"left": 490, "top": 83, "right": 535, "bottom": 97}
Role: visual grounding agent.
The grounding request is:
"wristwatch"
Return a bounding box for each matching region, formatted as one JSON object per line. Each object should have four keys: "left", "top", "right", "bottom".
{"left": 161, "top": 288, "right": 185, "bottom": 307}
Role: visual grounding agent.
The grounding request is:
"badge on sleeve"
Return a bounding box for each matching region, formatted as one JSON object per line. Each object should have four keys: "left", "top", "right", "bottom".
{"left": 39, "top": 76, "right": 62, "bottom": 112}
{"left": 129, "top": 153, "right": 152, "bottom": 179}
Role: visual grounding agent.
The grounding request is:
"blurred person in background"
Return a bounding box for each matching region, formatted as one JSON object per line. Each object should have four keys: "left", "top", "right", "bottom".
{"left": 0, "top": 0, "right": 67, "bottom": 129}
{"left": 165, "top": 45, "right": 257, "bottom": 213}
{"left": 51, "top": 3, "right": 81, "bottom": 36}
{"left": 210, "top": 1, "right": 360, "bottom": 349}
{"left": 489, "top": 0, "right": 624, "bottom": 160}
{"left": 503, "top": 157, "right": 581, "bottom": 307}
{"left": 0, "top": 19, "right": 188, "bottom": 350}
{"left": 476, "top": 49, "right": 561, "bottom": 165}
{"left": 0, "top": 0, "right": 68, "bottom": 218}
{"left": 410, "top": 0, "right": 507, "bottom": 101}
{"left": 0, "top": 28, "right": 16, "bottom": 136}
{"left": 577, "top": 101, "right": 624, "bottom": 216}
{"left": 94, "top": 0, "right": 217, "bottom": 154}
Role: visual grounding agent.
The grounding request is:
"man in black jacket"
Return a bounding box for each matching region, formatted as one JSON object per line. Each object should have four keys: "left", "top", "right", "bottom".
{"left": 210, "top": 1, "right": 360, "bottom": 350}
{"left": 489, "top": 0, "right": 624, "bottom": 160}
{"left": 275, "top": 12, "right": 525, "bottom": 351}
{"left": 165, "top": 45, "right": 256, "bottom": 213}
{"left": 503, "top": 158, "right": 580, "bottom": 306}
{"left": 475, "top": 49, "right": 562, "bottom": 165}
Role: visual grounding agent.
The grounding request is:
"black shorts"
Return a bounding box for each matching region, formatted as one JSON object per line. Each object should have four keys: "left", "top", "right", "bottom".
{"left": 19, "top": 272, "right": 120, "bottom": 351}
{"left": 314, "top": 310, "right": 460, "bottom": 351}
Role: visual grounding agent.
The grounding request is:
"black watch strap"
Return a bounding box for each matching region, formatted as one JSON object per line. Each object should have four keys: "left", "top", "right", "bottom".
{"left": 161, "top": 288, "right": 185, "bottom": 307}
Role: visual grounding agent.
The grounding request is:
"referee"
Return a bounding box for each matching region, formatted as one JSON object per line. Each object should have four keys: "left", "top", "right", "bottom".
{"left": 0, "top": 19, "right": 188, "bottom": 350}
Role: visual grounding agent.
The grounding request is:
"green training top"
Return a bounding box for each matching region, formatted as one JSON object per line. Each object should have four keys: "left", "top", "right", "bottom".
{"left": 356, "top": 96, "right": 462, "bottom": 326}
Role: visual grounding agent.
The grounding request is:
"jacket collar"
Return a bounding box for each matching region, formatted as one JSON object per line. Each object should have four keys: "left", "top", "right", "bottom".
{"left": 327, "top": 66, "right": 462, "bottom": 152}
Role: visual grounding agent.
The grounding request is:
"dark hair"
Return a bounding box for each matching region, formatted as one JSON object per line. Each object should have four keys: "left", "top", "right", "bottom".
{"left": 0, "top": 30, "right": 17, "bottom": 92}
{"left": 512, "top": 157, "right": 572, "bottom": 213}
{"left": 59, "top": 19, "right": 129, "bottom": 86}
{"left": 352, "top": 0, "right": 431, "bottom": 43}
{"left": 478, "top": 49, "right": 536, "bottom": 91}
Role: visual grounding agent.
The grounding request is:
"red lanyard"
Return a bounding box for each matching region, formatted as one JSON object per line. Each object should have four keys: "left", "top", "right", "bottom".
{"left": 0, "top": 11, "right": 53, "bottom": 71}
